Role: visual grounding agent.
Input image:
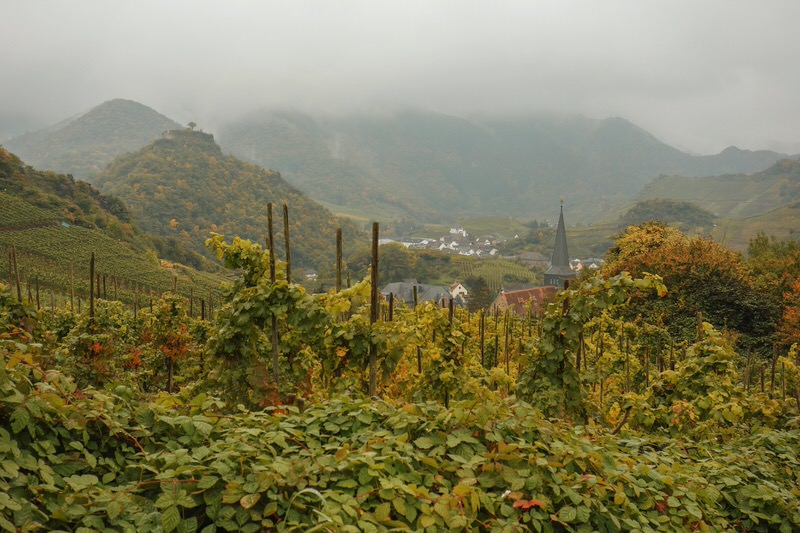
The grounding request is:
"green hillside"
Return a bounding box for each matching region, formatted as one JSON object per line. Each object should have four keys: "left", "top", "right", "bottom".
{"left": 620, "top": 199, "right": 716, "bottom": 231}
{"left": 4, "top": 99, "right": 181, "bottom": 178}
{"left": 637, "top": 159, "right": 800, "bottom": 219}
{"left": 93, "top": 129, "right": 358, "bottom": 272}
{"left": 712, "top": 202, "right": 800, "bottom": 252}
{"left": 0, "top": 147, "right": 226, "bottom": 302}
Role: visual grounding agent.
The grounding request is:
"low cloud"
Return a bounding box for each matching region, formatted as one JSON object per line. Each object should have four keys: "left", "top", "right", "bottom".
{"left": 2, "top": 0, "right": 799, "bottom": 153}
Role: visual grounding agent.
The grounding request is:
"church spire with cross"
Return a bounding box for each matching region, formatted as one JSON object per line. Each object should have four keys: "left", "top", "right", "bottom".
{"left": 544, "top": 201, "right": 577, "bottom": 290}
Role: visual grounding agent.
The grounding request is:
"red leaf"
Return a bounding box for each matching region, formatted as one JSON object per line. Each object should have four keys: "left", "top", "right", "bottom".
{"left": 513, "top": 499, "right": 546, "bottom": 510}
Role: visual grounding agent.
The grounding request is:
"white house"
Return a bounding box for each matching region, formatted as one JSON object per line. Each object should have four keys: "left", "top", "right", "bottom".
{"left": 449, "top": 282, "right": 469, "bottom": 300}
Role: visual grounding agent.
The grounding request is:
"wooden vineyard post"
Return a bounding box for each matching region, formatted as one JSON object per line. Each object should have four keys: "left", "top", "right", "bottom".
{"left": 479, "top": 310, "right": 485, "bottom": 368}
{"left": 70, "top": 264, "right": 75, "bottom": 313}
{"left": 189, "top": 288, "right": 193, "bottom": 318}
{"left": 6, "top": 249, "right": 11, "bottom": 294}
{"left": 369, "top": 222, "right": 379, "bottom": 396}
{"left": 413, "top": 286, "right": 421, "bottom": 373}
{"left": 89, "top": 252, "right": 95, "bottom": 321}
{"left": 35, "top": 276, "right": 40, "bottom": 310}
{"left": 493, "top": 309, "right": 499, "bottom": 368}
{"left": 336, "top": 228, "right": 343, "bottom": 293}
{"left": 388, "top": 293, "right": 394, "bottom": 322}
{"left": 599, "top": 375, "right": 604, "bottom": 412}
{"left": 268, "top": 203, "right": 279, "bottom": 386}
{"left": 504, "top": 311, "right": 511, "bottom": 374}
{"left": 625, "top": 335, "right": 630, "bottom": 393}
{"left": 782, "top": 361, "right": 786, "bottom": 401}
{"left": 103, "top": 274, "right": 107, "bottom": 300}
{"left": 11, "top": 246, "right": 22, "bottom": 302}
{"left": 527, "top": 305, "right": 533, "bottom": 339}
{"left": 167, "top": 358, "right": 174, "bottom": 394}
{"left": 791, "top": 341, "right": 800, "bottom": 409}
{"left": 283, "top": 203, "right": 292, "bottom": 284}
{"left": 444, "top": 297, "right": 454, "bottom": 408}
{"left": 597, "top": 325, "right": 605, "bottom": 367}
{"left": 268, "top": 203, "right": 276, "bottom": 282}
{"left": 769, "top": 344, "right": 778, "bottom": 399}
{"left": 201, "top": 298, "right": 205, "bottom": 321}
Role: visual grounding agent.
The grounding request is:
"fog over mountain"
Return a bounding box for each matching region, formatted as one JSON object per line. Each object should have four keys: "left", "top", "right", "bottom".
{"left": 2, "top": 1, "right": 800, "bottom": 155}
{"left": 5, "top": 99, "right": 793, "bottom": 226}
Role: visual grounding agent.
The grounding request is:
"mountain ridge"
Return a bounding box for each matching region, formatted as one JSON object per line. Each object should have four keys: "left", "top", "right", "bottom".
{"left": 4, "top": 99, "right": 794, "bottom": 225}
{"left": 218, "top": 109, "right": 792, "bottom": 223}
{"left": 4, "top": 99, "right": 182, "bottom": 178}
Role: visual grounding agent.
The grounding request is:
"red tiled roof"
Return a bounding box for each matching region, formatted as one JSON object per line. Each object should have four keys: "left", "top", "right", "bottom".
{"left": 496, "top": 286, "right": 557, "bottom": 315}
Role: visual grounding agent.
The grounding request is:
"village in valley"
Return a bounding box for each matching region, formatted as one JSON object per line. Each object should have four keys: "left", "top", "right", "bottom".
{"left": 378, "top": 207, "right": 605, "bottom": 315}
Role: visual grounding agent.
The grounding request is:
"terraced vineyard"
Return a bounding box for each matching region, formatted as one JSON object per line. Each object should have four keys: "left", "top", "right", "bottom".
{"left": 0, "top": 224, "right": 226, "bottom": 305}
{"left": 455, "top": 256, "right": 539, "bottom": 291}
{"left": 0, "top": 192, "right": 59, "bottom": 228}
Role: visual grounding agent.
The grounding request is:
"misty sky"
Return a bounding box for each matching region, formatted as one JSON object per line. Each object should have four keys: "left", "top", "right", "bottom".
{"left": 2, "top": 0, "right": 799, "bottom": 154}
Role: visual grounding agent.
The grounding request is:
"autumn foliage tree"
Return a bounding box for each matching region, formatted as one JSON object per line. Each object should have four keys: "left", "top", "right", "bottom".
{"left": 747, "top": 232, "right": 800, "bottom": 351}
{"left": 600, "top": 222, "right": 780, "bottom": 357}
{"left": 777, "top": 278, "right": 800, "bottom": 348}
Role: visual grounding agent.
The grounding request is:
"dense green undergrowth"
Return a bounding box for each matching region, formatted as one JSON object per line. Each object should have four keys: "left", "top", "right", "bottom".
{"left": 2, "top": 233, "right": 800, "bottom": 531}
{"left": 2, "top": 344, "right": 800, "bottom": 532}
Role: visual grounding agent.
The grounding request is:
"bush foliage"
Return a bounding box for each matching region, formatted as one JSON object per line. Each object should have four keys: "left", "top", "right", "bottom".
{"left": 1, "top": 229, "right": 799, "bottom": 531}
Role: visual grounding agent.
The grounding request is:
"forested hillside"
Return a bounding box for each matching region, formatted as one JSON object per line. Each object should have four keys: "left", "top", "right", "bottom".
{"left": 4, "top": 99, "right": 181, "bottom": 178}
{"left": 93, "top": 129, "right": 357, "bottom": 273}
{"left": 219, "top": 110, "right": 792, "bottom": 223}
{"left": 620, "top": 199, "right": 716, "bottom": 230}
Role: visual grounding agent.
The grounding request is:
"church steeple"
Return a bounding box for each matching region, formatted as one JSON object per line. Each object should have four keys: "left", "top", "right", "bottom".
{"left": 544, "top": 202, "right": 577, "bottom": 289}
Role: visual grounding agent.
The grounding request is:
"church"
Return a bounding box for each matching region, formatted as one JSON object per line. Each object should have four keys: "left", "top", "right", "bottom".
{"left": 543, "top": 204, "right": 577, "bottom": 290}
{"left": 491, "top": 204, "right": 577, "bottom": 315}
